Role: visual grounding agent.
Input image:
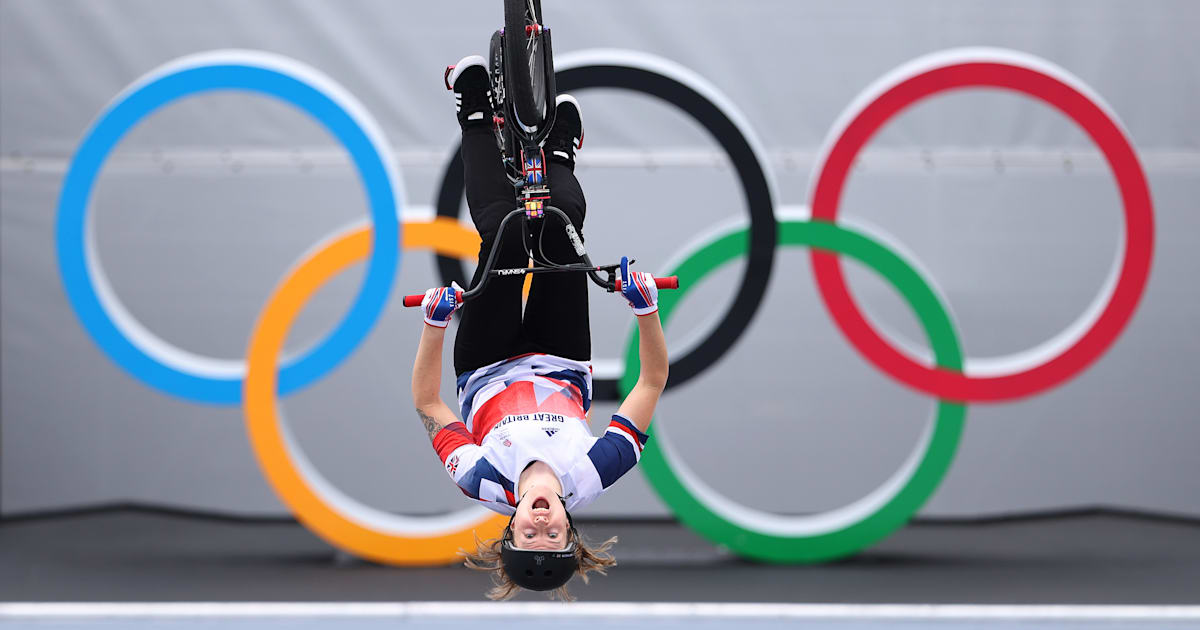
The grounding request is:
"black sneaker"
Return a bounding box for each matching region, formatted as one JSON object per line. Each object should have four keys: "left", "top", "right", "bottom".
{"left": 544, "top": 94, "right": 583, "bottom": 168}
{"left": 448, "top": 55, "right": 494, "bottom": 129}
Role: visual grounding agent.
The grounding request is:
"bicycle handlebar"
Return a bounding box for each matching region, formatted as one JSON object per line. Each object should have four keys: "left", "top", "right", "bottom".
{"left": 402, "top": 276, "right": 678, "bottom": 308}
{"left": 614, "top": 275, "right": 679, "bottom": 292}
{"left": 655, "top": 276, "right": 680, "bottom": 290}
{"left": 403, "top": 290, "right": 463, "bottom": 308}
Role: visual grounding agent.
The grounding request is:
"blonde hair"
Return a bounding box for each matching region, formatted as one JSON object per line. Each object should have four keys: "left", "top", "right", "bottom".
{"left": 461, "top": 526, "right": 618, "bottom": 601}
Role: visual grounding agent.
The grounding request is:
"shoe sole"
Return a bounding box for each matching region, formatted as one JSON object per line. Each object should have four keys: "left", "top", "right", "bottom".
{"left": 449, "top": 55, "right": 488, "bottom": 90}
{"left": 554, "top": 94, "right": 583, "bottom": 149}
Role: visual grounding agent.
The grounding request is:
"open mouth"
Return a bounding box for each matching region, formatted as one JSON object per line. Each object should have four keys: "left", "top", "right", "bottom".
{"left": 532, "top": 498, "right": 550, "bottom": 510}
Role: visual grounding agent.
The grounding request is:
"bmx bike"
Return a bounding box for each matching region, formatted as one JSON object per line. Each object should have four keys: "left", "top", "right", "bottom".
{"left": 405, "top": 0, "right": 678, "bottom": 307}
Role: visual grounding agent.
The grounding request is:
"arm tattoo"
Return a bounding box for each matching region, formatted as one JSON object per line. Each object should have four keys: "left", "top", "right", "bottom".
{"left": 417, "top": 408, "right": 442, "bottom": 442}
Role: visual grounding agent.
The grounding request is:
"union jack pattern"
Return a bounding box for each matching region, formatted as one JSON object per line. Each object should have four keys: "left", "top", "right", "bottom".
{"left": 524, "top": 156, "right": 544, "bottom": 184}
{"left": 426, "top": 354, "right": 650, "bottom": 515}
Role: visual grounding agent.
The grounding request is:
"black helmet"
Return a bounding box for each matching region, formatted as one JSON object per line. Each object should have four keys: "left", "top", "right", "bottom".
{"left": 500, "top": 537, "right": 579, "bottom": 591}
{"left": 500, "top": 499, "right": 578, "bottom": 591}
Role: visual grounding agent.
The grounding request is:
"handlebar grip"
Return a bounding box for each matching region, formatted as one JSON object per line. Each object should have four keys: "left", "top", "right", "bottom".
{"left": 403, "top": 290, "right": 464, "bottom": 307}
{"left": 655, "top": 276, "right": 679, "bottom": 289}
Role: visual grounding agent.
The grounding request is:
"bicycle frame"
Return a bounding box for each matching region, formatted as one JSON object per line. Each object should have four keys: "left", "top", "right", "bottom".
{"left": 498, "top": 24, "right": 557, "bottom": 201}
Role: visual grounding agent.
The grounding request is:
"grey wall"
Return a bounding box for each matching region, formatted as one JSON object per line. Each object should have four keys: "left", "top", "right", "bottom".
{"left": 2, "top": 0, "right": 1198, "bottom": 519}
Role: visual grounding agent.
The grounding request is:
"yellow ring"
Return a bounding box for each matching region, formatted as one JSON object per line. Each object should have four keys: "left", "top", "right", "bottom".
{"left": 243, "top": 218, "right": 506, "bottom": 566}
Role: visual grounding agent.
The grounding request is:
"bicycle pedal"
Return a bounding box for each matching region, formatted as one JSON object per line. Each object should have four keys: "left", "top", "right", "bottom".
{"left": 443, "top": 65, "right": 454, "bottom": 90}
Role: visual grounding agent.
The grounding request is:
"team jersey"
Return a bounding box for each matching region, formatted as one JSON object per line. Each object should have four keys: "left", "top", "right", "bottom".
{"left": 430, "top": 353, "right": 649, "bottom": 515}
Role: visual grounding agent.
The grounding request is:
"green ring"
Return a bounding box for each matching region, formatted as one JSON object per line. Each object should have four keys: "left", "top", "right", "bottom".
{"left": 621, "top": 219, "right": 968, "bottom": 563}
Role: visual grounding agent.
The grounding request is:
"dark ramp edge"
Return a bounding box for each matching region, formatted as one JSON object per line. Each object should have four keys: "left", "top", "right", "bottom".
{"left": 2, "top": 509, "right": 1199, "bottom": 603}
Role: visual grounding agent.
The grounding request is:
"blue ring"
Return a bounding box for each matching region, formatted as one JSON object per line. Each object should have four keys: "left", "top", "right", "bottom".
{"left": 56, "top": 62, "right": 400, "bottom": 404}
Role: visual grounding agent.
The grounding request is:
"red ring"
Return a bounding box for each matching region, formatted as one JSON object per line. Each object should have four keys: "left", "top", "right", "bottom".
{"left": 811, "top": 60, "right": 1154, "bottom": 402}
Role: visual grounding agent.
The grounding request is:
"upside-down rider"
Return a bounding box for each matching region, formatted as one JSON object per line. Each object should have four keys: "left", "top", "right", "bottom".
{"left": 411, "top": 55, "right": 669, "bottom": 600}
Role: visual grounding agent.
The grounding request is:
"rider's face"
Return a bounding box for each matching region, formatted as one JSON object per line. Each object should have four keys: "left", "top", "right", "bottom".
{"left": 510, "top": 486, "right": 570, "bottom": 550}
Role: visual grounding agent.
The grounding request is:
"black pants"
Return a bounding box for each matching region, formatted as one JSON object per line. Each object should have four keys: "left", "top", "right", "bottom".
{"left": 453, "top": 125, "right": 590, "bottom": 375}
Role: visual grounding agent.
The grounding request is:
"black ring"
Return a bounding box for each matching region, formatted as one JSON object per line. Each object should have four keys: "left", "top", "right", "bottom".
{"left": 434, "top": 63, "right": 777, "bottom": 401}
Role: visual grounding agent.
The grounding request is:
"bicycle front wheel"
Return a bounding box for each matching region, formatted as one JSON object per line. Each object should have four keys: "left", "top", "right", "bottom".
{"left": 503, "top": 0, "right": 548, "bottom": 134}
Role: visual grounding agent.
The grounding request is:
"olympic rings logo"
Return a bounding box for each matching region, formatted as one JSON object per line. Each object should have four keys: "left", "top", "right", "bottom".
{"left": 440, "top": 49, "right": 1153, "bottom": 562}
{"left": 57, "top": 48, "right": 1153, "bottom": 566}
{"left": 57, "top": 50, "right": 508, "bottom": 565}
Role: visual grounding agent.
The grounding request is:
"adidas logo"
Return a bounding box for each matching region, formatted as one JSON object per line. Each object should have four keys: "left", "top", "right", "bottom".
{"left": 544, "top": 429, "right": 558, "bottom": 437}
{"left": 454, "top": 90, "right": 492, "bottom": 121}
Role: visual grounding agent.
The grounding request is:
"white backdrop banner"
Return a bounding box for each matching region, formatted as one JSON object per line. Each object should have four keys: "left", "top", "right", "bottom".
{"left": 2, "top": 0, "right": 1198, "bottom": 520}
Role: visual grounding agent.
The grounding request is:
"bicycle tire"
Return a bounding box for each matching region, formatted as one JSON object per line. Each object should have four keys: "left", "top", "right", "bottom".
{"left": 504, "top": 0, "right": 547, "bottom": 133}
{"left": 488, "top": 28, "right": 518, "bottom": 176}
